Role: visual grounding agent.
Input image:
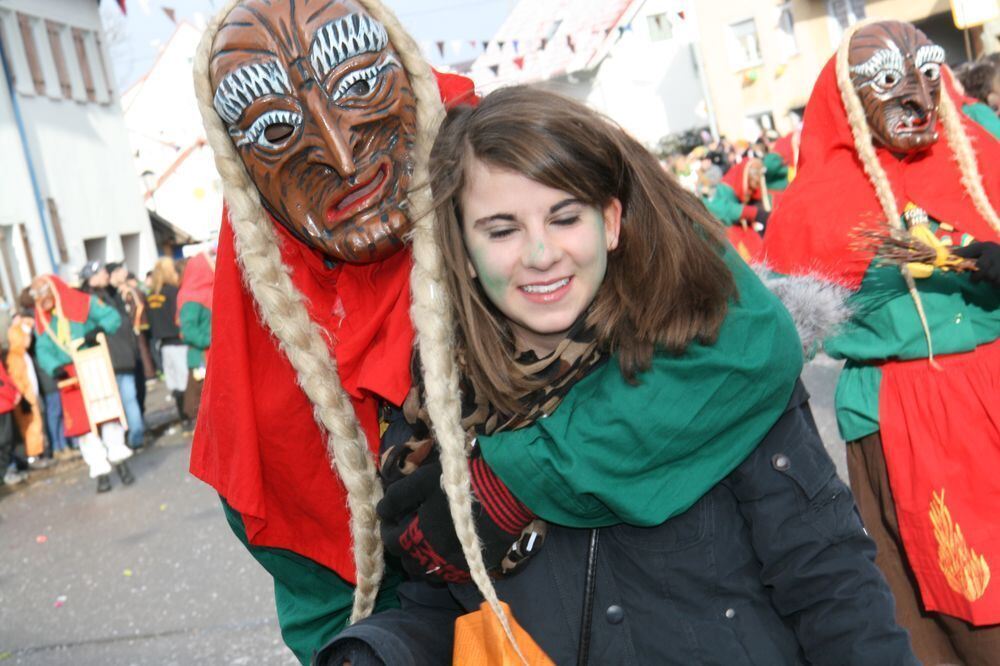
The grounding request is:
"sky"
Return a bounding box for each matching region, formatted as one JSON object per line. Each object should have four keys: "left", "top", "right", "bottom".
{"left": 100, "top": 0, "right": 514, "bottom": 92}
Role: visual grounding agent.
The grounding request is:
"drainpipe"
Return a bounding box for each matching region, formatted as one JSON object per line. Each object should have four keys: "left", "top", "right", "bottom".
{"left": 0, "top": 31, "right": 59, "bottom": 271}
{"left": 684, "top": 0, "right": 719, "bottom": 141}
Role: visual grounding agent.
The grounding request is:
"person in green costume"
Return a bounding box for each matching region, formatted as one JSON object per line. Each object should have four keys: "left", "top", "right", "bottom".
{"left": 318, "top": 86, "right": 915, "bottom": 665}
{"left": 31, "top": 275, "right": 135, "bottom": 492}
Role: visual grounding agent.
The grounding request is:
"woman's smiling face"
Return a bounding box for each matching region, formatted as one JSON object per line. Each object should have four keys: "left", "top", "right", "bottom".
{"left": 460, "top": 158, "right": 621, "bottom": 356}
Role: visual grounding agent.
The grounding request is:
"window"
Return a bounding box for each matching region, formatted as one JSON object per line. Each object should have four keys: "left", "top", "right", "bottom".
{"left": 775, "top": 3, "right": 798, "bottom": 61}
{"left": 744, "top": 110, "right": 776, "bottom": 141}
{"left": 16, "top": 12, "right": 45, "bottom": 95}
{"left": 828, "top": 0, "right": 865, "bottom": 28}
{"left": 94, "top": 33, "right": 115, "bottom": 100}
{"left": 71, "top": 28, "right": 96, "bottom": 102}
{"left": 647, "top": 13, "right": 673, "bottom": 42}
{"left": 727, "top": 18, "right": 762, "bottom": 70}
{"left": 45, "top": 20, "right": 72, "bottom": 98}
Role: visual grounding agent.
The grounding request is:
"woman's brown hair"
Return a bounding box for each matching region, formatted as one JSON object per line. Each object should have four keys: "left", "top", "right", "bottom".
{"left": 429, "top": 85, "right": 736, "bottom": 415}
{"left": 150, "top": 257, "right": 180, "bottom": 294}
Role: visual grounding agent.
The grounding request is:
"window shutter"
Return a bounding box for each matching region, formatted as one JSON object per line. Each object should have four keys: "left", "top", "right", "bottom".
{"left": 16, "top": 13, "right": 45, "bottom": 94}
{"left": 45, "top": 21, "right": 71, "bottom": 98}
{"left": 71, "top": 27, "right": 95, "bottom": 102}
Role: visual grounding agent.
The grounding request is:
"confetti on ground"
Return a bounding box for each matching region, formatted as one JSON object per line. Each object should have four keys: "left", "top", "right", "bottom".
{"left": 159, "top": 504, "right": 167, "bottom": 511}
{"left": 0, "top": 651, "right": 12, "bottom": 660}
{"left": 54, "top": 595, "right": 67, "bottom": 608}
{"left": 35, "top": 535, "right": 47, "bottom": 543}
{"left": 123, "top": 569, "right": 133, "bottom": 577}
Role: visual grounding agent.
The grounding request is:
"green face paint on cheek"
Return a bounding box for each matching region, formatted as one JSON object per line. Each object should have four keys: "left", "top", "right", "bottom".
{"left": 469, "top": 246, "right": 509, "bottom": 302}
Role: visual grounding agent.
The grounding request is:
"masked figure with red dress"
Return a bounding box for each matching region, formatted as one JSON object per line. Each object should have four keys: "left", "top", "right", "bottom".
{"left": 764, "top": 20, "right": 1000, "bottom": 664}
{"left": 189, "top": 0, "right": 478, "bottom": 661}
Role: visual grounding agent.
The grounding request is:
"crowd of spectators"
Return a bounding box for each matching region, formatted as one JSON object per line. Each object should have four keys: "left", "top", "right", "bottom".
{"left": 0, "top": 254, "right": 210, "bottom": 491}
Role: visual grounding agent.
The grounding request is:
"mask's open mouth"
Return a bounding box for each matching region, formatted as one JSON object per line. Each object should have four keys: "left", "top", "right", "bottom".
{"left": 326, "top": 158, "right": 391, "bottom": 225}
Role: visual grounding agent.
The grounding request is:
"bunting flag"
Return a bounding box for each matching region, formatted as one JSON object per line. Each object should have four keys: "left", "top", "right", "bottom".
{"left": 498, "top": 40, "right": 506, "bottom": 50}
{"left": 162, "top": 6, "right": 176, "bottom": 23}
{"left": 566, "top": 34, "right": 575, "bottom": 53}
{"left": 540, "top": 37, "right": 549, "bottom": 50}
{"left": 482, "top": 40, "right": 489, "bottom": 51}
{"left": 513, "top": 55, "right": 525, "bottom": 70}
{"left": 116, "top": 0, "right": 127, "bottom": 14}
{"left": 512, "top": 39, "right": 520, "bottom": 53}
{"left": 436, "top": 41, "right": 445, "bottom": 57}
{"left": 489, "top": 64, "right": 499, "bottom": 76}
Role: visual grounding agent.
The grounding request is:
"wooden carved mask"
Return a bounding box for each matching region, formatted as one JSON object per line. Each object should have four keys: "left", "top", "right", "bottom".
{"left": 848, "top": 21, "right": 945, "bottom": 155}
{"left": 210, "top": 0, "right": 417, "bottom": 263}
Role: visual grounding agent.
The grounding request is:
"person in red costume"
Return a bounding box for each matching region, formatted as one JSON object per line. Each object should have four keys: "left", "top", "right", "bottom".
{"left": 764, "top": 20, "right": 1000, "bottom": 665}
{"left": 189, "top": 0, "right": 477, "bottom": 661}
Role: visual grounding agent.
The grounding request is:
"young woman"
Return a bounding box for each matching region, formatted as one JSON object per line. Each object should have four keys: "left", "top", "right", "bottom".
{"left": 318, "top": 87, "right": 915, "bottom": 665}
{"left": 147, "top": 258, "right": 188, "bottom": 421}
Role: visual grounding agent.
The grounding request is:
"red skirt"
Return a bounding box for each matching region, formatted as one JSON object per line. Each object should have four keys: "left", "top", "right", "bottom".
{"left": 726, "top": 225, "right": 764, "bottom": 263}
{"left": 879, "top": 338, "right": 1000, "bottom": 625}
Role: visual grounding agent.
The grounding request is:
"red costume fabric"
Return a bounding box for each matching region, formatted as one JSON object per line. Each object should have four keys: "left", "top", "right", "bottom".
{"left": 721, "top": 159, "right": 766, "bottom": 262}
{"left": 763, "top": 60, "right": 1000, "bottom": 289}
{"left": 177, "top": 253, "right": 215, "bottom": 316}
{"left": 878, "top": 339, "right": 1000, "bottom": 624}
{"left": 33, "top": 275, "right": 91, "bottom": 331}
{"left": 190, "top": 72, "right": 479, "bottom": 585}
{"left": 0, "top": 359, "right": 20, "bottom": 414}
{"left": 722, "top": 157, "right": 764, "bottom": 206}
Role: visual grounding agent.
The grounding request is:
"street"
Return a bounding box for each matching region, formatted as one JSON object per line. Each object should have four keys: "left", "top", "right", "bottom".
{"left": 1, "top": 359, "right": 845, "bottom": 665}
{"left": 0, "top": 385, "right": 296, "bottom": 665}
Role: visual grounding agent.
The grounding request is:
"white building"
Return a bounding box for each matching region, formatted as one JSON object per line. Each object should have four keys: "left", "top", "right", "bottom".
{"left": 0, "top": 0, "right": 156, "bottom": 298}
{"left": 468, "top": 0, "right": 709, "bottom": 147}
{"left": 121, "top": 20, "right": 222, "bottom": 246}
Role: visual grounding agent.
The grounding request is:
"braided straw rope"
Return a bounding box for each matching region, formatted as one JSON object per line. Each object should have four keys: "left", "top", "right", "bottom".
{"left": 193, "top": 1, "right": 523, "bottom": 652}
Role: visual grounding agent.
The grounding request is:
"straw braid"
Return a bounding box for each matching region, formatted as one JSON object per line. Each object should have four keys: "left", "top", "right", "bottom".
{"left": 375, "top": 0, "right": 529, "bottom": 657}
{"left": 938, "top": 67, "right": 1000, "bottom": 236}
{"left": 195, "top": 0, "right": 386, "bottom": 622}
{"left": 835, "top": 19, "right": 937, "bottom": 363}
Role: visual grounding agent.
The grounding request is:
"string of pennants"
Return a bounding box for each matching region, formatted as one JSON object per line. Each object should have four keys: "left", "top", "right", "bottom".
{"left": 420, "top": 11, "right": 685, "bottom": 74}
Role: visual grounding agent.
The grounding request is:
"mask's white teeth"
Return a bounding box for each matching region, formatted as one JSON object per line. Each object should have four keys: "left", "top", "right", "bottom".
{"left": 521, "top": 278, "right": 569, "bottom": 294}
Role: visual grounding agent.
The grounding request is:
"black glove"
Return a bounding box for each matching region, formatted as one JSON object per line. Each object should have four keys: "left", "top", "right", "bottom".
{"left": 83, "top": 327, "right": 105, "bottom": 346}
{"left": 377, "top": 452, "right": 534, "bottom": 584}
{"left": 19, "top": 398, "right": 31, "bottom": 414}
{"left": 754, "top": 205, "right": 770, "bottom": 229}
{"left": 953, "top": 241, "right": 1000, "bottom": 289}
{"left": 53, "top": 366, "right": 70, "bottom": 381}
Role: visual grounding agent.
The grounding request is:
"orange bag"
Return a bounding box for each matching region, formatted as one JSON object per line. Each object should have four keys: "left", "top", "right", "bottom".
{"left": 453, "top": 601, "right": 555, "bottom": 665}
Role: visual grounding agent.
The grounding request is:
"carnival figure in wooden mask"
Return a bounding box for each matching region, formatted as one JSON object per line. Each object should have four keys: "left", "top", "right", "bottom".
{"left": 766, "top": 18, "right": 1000, "bottom": 664}
{"left": 209, "top": 0, "right": 417, "bottom": 262}
{"left": 847, "top": 21, "right": 945, "bottom": 155}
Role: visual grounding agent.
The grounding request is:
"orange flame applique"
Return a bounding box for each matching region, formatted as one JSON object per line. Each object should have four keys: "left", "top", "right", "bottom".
{"left": 929, "top": 489, "right": 991, "bottom": 602}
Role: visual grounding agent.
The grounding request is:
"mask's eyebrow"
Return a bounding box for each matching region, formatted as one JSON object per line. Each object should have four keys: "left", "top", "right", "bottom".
{"left": 915, "top": 44, "right": 946, "bottom": 68}
{"left": 309, "top": 13, "right": 389, "bottom": 79}
{"left": 850, "top": 48, "right": 904, "bottom": 79}
{"left": 213, "top": 58, "right": 292, "bottom": 125}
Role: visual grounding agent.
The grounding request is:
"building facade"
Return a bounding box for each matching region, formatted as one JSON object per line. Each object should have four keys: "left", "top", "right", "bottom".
{"left": 0, "top": 0, "right": 156, "bottom": 301}
{"left": 469, "top": 0, "right": 998, "bottom": 147}
{"left": 121, "top": 21, "right": 222, "bottom": 249}
{"left": 693, "top": 0, "right": 998, "bottom": 140}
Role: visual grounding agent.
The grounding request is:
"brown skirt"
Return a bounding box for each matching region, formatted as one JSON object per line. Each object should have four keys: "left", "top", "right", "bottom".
{"left": 183, "top": 369, "right": 204, "bottom": 421}
{"left": 847, "top": 434, "right": 1000, "bottom": 666}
